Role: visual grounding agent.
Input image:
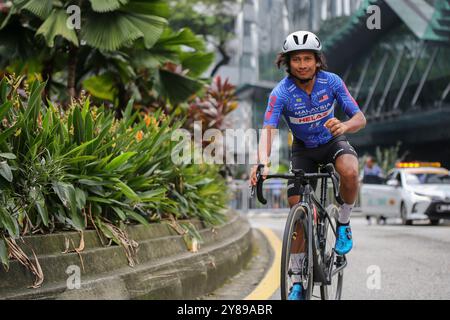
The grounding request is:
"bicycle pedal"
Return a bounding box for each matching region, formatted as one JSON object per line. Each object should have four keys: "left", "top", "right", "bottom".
{"left": 335, "top": 255, "right": 345, "bottom": 266}
{"left": 333, "top": 248, "right": 345, "bottom": 257}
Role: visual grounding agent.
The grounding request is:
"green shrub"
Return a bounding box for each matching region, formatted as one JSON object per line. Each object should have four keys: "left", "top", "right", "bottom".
{"left": 0, "top": 76, "right": 227, "bottom": 276}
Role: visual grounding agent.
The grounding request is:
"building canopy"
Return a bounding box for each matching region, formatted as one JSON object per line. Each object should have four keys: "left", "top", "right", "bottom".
{"left": 323, "top": 0, "right": 450, "bottom": 73}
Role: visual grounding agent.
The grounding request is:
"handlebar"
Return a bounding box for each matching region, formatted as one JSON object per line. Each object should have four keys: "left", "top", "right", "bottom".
{"left": 251, "top": 163, "right": 344, "bottom": 205}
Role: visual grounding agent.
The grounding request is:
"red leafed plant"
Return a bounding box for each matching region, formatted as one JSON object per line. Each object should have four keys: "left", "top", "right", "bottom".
{"left": 186, "top": 76, "right": 238, "bottom": 133}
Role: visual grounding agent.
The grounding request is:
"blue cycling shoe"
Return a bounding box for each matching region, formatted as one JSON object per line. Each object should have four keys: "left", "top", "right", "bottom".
{"left": 288, "top": 283, "right": 304, "bottom": 300}
{"left": 335, "top": 225, "right": 353, "bottom": 255}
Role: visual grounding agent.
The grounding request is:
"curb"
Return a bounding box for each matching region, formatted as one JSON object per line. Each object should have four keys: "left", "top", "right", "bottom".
{"left": 0, "top": 213, "right": 253, "bottom": 300}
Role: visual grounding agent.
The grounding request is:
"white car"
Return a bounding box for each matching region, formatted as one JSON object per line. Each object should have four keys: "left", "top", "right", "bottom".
{"left": 360, "top": 163, "right": 450, "bottom": 225}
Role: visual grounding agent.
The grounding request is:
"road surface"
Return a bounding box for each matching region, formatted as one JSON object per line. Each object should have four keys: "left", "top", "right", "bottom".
{"left": 203, "top": 212, "right": 450, "bottom": 300}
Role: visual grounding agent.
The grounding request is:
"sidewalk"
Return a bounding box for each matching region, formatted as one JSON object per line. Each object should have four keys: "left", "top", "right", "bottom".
{"left": 200, "top": 228, "right": 274, "bottom": 300}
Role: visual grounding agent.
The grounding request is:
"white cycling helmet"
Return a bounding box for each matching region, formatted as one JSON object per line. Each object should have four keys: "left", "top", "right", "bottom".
{"left": 282, "top": 30, "right": 322, "bottom": 53}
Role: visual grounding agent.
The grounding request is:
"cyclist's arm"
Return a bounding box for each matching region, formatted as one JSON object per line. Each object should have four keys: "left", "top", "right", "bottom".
{"left": 342, "top": 111, "right": 366, "bottom": 133}
{"left": 258, "top": 125, "right": 277, "bottom": 166}
{"left": 250, "top": 92, "right": 285, "bottom": 185}
{"left": 332, "top": 74, "right": 366, "bottom": 133}
{"left": 251, "top": 125, "right": 278, "bottom": 185}
{"left": 260, "top": 92, "right": 286, "bottom": 164}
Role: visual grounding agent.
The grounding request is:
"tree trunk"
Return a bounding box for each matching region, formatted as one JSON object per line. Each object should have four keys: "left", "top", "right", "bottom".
{"left": 210, "top": 42, "right": 230, "bottom": 77}
{"left": 42, "top": 54, "right": 54, "bottom": 102}
{"left": 67, "top": 44, "right": 79, "bottom": 99}
{"left": 115, "top": 82, "right": 128, "bottom": 119}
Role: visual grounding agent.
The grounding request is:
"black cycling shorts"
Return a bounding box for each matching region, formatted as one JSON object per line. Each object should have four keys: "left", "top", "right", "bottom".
{"left": 287, "top": 134, "right": 358, "bottom": 198}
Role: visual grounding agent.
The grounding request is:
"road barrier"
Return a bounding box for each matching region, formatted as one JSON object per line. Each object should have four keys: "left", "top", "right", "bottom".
{"left": 229, "top": 179, "right": 361, "bottom": 212}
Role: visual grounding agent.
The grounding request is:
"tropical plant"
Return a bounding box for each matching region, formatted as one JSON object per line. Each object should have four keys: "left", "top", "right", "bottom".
{"left": 182, "top": 75, "right": 239, "bottom": 180}
{"left": 358, "top": 142, "right": 410, "bottom": 176}
{"left": 185, "top": 76, "right": 238, "bottom": 133}
{"left": 0, "top": 0, "right": 214, "bottom": 111}
{"left": 0, "top": 76, "right": 227, "bottom": 284}
{"left": 1, "top": 0, "right": 167, "bottom": 93}
{"left": 374, "top": 142, "right": 409, "bottom": 175}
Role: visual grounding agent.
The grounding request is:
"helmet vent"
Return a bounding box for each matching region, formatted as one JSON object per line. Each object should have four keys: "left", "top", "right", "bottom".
{"left": 315, "top": 37, "right": 321, "bottom": 48}
{"left": 302, "top": 34, "right": 308, "bottom": 44}
{"left": 293, "top": 35, "right": 299, "bottom": 45}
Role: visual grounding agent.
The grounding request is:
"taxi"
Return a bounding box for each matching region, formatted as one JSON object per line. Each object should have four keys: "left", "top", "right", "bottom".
{"left": 360, "top": 162, "right": 450, "bottom": 225}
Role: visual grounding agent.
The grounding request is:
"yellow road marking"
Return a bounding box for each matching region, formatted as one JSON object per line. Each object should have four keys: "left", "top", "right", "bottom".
{"left": 244, "top": 227, "right": 282, "bottom": 300}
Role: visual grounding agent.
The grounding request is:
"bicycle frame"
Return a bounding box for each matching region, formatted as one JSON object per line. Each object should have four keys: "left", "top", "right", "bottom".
{"left": 253, "top": 164, "right": 347, "bottom": 287}
{"left": 297, "top": 181, "right": 334, "bottom": 285}
{"left": 296, "top": 186, "right": 346, "bottom": 287}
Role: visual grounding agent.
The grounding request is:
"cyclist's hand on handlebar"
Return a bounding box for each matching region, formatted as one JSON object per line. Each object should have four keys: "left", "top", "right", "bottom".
{"left": 250, "top": 165, "right": 258, "bottom": 186}
{"left": 250, "top": 164, "right": 270, "bottom": 186}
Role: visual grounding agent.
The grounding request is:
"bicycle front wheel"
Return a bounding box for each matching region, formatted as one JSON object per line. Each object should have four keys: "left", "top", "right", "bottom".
{"left": 280, "top": 204, "right": 313, "bottom": 300}
{"left": 320, "top": 204, "right": 344, "bottom": 300}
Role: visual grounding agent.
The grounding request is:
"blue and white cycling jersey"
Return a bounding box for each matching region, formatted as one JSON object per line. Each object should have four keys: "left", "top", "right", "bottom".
{"left": 263, "top": 71, "right": 360, "bottom": 148}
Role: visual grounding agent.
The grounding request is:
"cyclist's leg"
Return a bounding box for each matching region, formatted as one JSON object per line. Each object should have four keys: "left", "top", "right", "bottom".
{"left": 334, "top": 153, "right": 359, "bottom": 204}
{"left": 325, "top": 138, "right": 359, "bottom": 220}
{"left": 325, "top": 137, "right": 358, "bottom": 254}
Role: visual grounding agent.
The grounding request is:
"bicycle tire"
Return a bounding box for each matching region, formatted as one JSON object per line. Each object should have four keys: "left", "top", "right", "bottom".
{"left": 280, "top": 204, "right": 314, "bottom": 300}
{"left": 320, "top": 204, "right": 344, "bottom": 300}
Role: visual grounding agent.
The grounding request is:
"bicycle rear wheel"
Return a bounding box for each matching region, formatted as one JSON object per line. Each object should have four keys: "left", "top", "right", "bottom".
{"left": 280, "top": 204, "right": 313, "bottom": 300}
{"left": 320, "top": 204, "right": 343, "bottom": 300}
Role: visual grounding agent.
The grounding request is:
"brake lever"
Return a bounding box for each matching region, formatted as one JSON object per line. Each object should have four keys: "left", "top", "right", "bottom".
{"left": 249, "top": 164, "right": 263, "bottom": 199}
{"left": 255, "top": 164, "right": 267, "bottom": 204}
{"left": 249, "top": 184, "right": 255, "bottom": 198}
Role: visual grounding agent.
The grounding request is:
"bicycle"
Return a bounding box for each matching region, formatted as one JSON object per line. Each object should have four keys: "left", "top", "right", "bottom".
{"left": 251, "top": 163, "right": 348, "bottom": 300}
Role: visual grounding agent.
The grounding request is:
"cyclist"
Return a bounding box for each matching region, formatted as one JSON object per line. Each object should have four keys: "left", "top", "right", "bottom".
{"left": 250, "top": 30, "right": 366, "bottom": 300}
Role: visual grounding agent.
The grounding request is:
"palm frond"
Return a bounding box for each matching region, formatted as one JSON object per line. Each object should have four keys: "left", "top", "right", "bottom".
{"left": 21, "top": 0, "right": 53, "bottom": 19}
{"left": 35, "top": 9, "right": 79, "bottom": 47}
{"left": 81, "top": 12, "right": 142, "bottom": 51}
{"left": 81, "top": 12, "right": 166, "bottom": 51}
{"left": 89, "top": 0, "right": 129, "bottom": 13}
{"left": 131, "top": 49, "right": 171, "bottom": 69}
{"left": 180, "top": 51, "right": 215, "bottom": 77}
{"left": 158, "top": 68, "right": 204, "bottom": 104}
{"left": 124, "top": 13, "right": 167, "bottom": 49}
{"left": 122, "top": 0, "right": 170, "bottom": 18}
{"left": 155, "top": 28, "right": 205, "bottom": 51}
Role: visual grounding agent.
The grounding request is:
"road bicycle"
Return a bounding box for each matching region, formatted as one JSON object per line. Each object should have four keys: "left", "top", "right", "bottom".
{"left": 252, "top": 163, "right": 348, "bottom": 300}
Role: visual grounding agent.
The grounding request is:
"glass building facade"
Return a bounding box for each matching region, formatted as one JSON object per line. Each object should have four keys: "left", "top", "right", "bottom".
{"left": 236, "top": 0, "right": 450, "bottom": 168}
{"left": 343, "top": 24, "right": 450, "bottom": 120}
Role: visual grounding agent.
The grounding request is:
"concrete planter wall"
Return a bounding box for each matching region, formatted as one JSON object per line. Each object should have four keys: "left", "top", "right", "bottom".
{"left": 0, "top": 212, "right": 252, "bottom": 300}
